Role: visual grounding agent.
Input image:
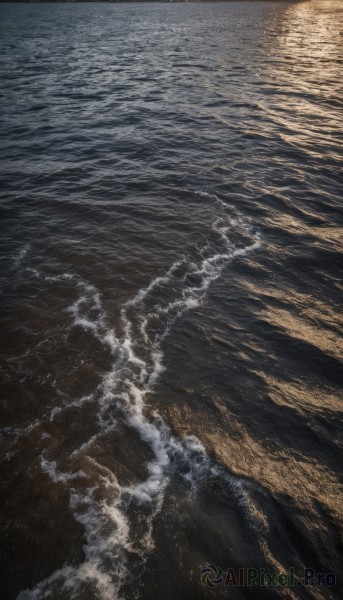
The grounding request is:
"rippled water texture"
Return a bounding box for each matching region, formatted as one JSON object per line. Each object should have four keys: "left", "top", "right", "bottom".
{"left": 0, "top": 2, "right": 342, "bottom": 599}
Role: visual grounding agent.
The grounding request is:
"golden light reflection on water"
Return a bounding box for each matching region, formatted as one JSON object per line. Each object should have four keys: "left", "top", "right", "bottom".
{"left": 256, "top": 372, "right": 341, "bottom": 414}
{"left": 267, "top": 213, "right": 342, "bottom": 246}
{"left": 263, "top": 305, "right": 342, "bottom": 358}
{"left": 278, "top": 0, "right": 343, "bottom": 64}
{"left": 255, "top": 0, "right": 343, "bottom": 162}
{"left": 164, "top": 395, "right": 342, "bottom": 530}
{"left": 243, "top": 279, "right": 342, "bottom": 351}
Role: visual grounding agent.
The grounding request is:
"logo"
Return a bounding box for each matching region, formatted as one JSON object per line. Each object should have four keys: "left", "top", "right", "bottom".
{"left": 201, "top": 564, "right": 224, "bottom": 588}
{"left": 200, "top": 565, "right": 336, "bottom": 588}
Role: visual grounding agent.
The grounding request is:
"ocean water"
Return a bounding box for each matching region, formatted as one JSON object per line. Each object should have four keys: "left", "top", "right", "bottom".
{"left": 0, "top": 1, "right": 342, "bottom": 599}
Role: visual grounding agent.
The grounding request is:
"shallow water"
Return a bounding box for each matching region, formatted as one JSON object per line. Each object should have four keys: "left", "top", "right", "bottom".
{"left": 0, "top": 1, "right": 342, "bottom": 599}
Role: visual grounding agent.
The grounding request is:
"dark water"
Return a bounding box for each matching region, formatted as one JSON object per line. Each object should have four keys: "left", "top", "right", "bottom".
{"left": 0, "top": 1, "right": 342, "bottom": 599}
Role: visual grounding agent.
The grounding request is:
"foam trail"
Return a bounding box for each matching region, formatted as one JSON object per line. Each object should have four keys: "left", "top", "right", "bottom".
{"left": 125, "top": 258, "right": 185, "bottom": 307}
{"left": 18, "top": 190, "right": 262, "bottom": 600}
{"left": 18, "top": 464, "right": 131, "bottom": 600}
{"left": 13, "top": 244, "right": 30, "bottom": 268}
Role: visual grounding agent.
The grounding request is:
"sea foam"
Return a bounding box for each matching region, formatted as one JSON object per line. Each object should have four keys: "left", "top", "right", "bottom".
{"left": 17, "top": 190, "right": 263, "bottom": 600}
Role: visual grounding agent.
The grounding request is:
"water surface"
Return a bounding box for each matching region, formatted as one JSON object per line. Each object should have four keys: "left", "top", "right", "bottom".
{"left": 0, "top": 2, "right": 342, "bottom": 599}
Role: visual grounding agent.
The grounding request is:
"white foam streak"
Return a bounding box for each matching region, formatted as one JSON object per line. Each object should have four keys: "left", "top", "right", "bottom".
{"left": 13, "top": 244, "right": 30, "bottom": 268}
{"left": 41, "top": 457, "right": 87, "bottom": 483}
{"left": 125, "top": 259, "right": 184, "bottom": 307}
{"left": 19, "top": 190, "right": 262, "bottom": 600}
